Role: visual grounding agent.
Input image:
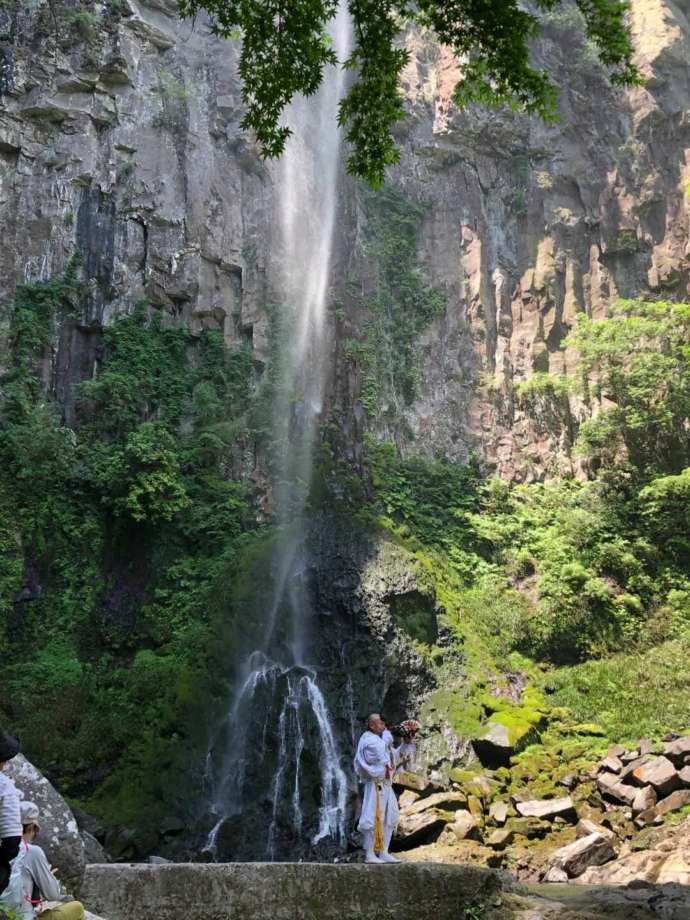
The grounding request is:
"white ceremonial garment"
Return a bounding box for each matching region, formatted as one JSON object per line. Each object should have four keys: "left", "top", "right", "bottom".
{"left": 354, "top": 731, "right": 399, "bottom": 832}
{"left": 383, "top": 729, "right": 417, "bottom": 776}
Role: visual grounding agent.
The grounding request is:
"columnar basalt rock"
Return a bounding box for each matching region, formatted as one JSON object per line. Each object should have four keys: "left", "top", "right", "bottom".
{"left": 0, "top": 1, "right": 688, "bottom": 483}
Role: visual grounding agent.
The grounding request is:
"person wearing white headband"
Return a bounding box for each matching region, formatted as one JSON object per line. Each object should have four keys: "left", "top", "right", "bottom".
{"left": 353, "top": 714, "right": 418, "bottom": 864}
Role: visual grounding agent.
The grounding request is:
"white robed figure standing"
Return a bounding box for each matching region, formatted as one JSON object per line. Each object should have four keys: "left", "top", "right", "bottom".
{"left": 354, "top": 713, "right": 416, "bottom": 864}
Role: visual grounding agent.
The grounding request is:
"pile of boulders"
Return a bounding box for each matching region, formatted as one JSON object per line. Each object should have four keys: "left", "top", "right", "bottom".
{"left": 593, "top": 735, "right": 690, "bottom": 829}
{"left": 544, "top": 733, "right": 690, "bottom": 882}
{"left": 393, "top": 734, "right": 690, "bottom": 885}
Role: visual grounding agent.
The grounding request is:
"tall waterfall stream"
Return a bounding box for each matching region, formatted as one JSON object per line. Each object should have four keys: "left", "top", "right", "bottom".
{"left": 204, "top": 9, "right": 352, "bottom": 861}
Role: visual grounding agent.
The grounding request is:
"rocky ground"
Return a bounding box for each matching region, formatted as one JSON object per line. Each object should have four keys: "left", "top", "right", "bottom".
{"left": 390, "top": 730, "right": 690, "bottom": 893}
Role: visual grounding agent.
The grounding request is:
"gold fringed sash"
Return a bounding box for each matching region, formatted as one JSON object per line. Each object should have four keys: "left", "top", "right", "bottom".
{"left": 373, "top": 783, "right": 385, "bottom": 854}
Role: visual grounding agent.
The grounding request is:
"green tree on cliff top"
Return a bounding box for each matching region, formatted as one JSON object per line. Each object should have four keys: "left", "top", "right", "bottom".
{"left": 178, "top": 0, "right": 639, "bottom": 185}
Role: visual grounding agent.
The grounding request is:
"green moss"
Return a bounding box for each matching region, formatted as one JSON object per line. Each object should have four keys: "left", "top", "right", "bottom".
{"left": 422, "top": 689, "right": 484, "bottom": 738}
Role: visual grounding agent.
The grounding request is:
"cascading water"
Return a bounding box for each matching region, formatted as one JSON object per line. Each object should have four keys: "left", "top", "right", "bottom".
{"left": 204, "top": 8, "right": 352, "bottom": 861}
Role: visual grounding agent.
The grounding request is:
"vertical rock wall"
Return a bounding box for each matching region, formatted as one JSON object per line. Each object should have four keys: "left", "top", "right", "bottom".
{"left": 0, "top": 0, "right": 688, "bottom": 477}
{"left": 369, "top": 0, "right": 690, "bottom": 479}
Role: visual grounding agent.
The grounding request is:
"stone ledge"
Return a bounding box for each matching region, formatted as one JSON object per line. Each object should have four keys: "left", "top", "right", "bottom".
{"left": 80, "top": 861, "right": 501, "bottom": 920}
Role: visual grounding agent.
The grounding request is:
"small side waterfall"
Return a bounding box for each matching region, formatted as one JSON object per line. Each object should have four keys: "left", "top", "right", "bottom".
{"left": 204, "top": 8, "right": 352, "bottom": 860}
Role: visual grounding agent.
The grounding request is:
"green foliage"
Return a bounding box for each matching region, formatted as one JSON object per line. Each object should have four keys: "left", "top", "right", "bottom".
{"left": 543, "top": 639, "right": 690, "bottom": 743}
{"left": 344, "top": 186, "right": 446, "bottom": 415}
{"left": 177, "top": 0, "right": 638, "bottom": 186}
{"left": 568, "top": 300, "right": 690, "bottom": 475}
{"left": 78, "top": 303, "right": 192, "bottom": 437}
{"left": 60, "top": 7, "right": 99, "bottom": 41}
{"left": 0, "top": 266, "right": 261, "bottom": 836}
{"left": 363, "top": 436, "right": 480, "bottom": 553}
{"left": 639, "top": 468, "right": 690, "bottom": 566}
{"left": 95, "top": 422, "right": 191, "bottom": 523}
{"left": 361, "top": 418, "right": 689, "bottom": 666}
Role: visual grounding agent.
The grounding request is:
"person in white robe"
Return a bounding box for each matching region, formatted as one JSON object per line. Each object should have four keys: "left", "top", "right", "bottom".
{"left": 354, "top": 714, "right": 416, "bottom": 863}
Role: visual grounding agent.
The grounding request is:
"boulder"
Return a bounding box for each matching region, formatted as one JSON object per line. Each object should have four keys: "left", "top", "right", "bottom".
{"left": 488, "top": 802, "right": 508, "bottom": 826}
{"left": 396, "top": 808, "right": 455, "bottom": 848}
{"left": 549, "top": 832, "right": 616, "bottom": 878}
{"left": 575, "top": 819, "right": 615, "bottom": 842}
{"left": 400, "top": 791, "right": 467, "bottom": 817}
{"left": 656, "top": 848, "right": 690, "bottom": 885}
{"left": 631, "top": 785, "right": 657, "bottom": 815}
{"left": 467, "top": 796, "right": 484, "bottom": 819}
{"left": 574, "top": 849, "right": 666, "bottom": 886}
{"left": 557, "top": 773, "right": 578, "bottom": 790}
{"left": 597, "top": 772, "right": 637, "bottom": 806}
{"left": 543, "top": 866, "right": 568, "bottom": 883}
{"left": 515, "top": 796, "right": 575, "bottom": 821}
{"left": 608, "top": 744, "right": 626, "bottom": 758}
{"left": 619, "top": 754, "right": 651, "bottom": 780}
{"left": 472, "top": 719, "right": 538, "bottom": 768}
{"left": 638, "top": 739, "right": 654, "bottom": 756}
{"left": 5, "top": 755, "right": 85, "bottom": 890}
{"left": 635, "top": 788, "right": 690, "bottom": 828}
{"left": 663, "top": 736, "right": 690, "bottom": 765}
{"left": 398, "top": 790, "right": 420, "bottom": 810}
{"left": 448, "top": 772, "right": 495, "bottom": 802}
{"left": 82, "top": 831, "right": 109, "bottom": 865}
{"left": 395, "top": 772, "right": 431, "bottom": 794}
{"left": 632, "top": 755, "right": 681, "bottom": 796}
{"left": 678, "top": 766, "right": 690, "bottom": 786}
{"left": 448, "top": 769, "right": 496, "bottom": 802}
{"left": 449, "top": 811, "right": 480, "bottom": 842}
{"left": 598, "top": 755, "right": 623, "bottom": 774}
{"left": 486, "top": 829, "right": 513, "bottom": 850}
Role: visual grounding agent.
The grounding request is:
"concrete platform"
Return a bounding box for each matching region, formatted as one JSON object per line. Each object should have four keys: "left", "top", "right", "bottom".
{"left": 80, "top": 861, "right": 501, "bottom": 920}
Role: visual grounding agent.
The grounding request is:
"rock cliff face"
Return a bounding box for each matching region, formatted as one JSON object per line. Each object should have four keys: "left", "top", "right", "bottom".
{"left": 1, "top": 0, "right": 689, "bottom": 860}
{"left": 1, "top": 0, "right": 688, "bottom": 480}
{"left": 377, "top": 0, "right": 690, "bottom": 479}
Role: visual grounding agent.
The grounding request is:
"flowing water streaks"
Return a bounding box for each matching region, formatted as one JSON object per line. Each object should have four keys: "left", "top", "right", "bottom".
{"left": 204, "top": 6, "right": 352, "bottom": 859}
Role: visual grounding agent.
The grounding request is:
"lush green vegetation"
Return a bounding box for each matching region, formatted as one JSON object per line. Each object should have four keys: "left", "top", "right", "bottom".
{"left": 544, "top": 639, "right": 690, "bottom": 744}
{"left": 341, "top": 186, "right": 445, "bottom": 417}
{"left": 340, "top": 297, "right": 690, "bottom": 744}
{"left": 177, "top": 0, "right": 638, "bottom": 185}
{"left": 0, "top": 264, "right": 265, "bottom": 832}
{"left": 1, "top": 227, "right": 688, "bottom": 850}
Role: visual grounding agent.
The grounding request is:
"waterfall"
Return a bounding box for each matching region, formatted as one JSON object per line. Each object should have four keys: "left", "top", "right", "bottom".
{"left": 204, "top": 7, "right": 352, "bottom": 860}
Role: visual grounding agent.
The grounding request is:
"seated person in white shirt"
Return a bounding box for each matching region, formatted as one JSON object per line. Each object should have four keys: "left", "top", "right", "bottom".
{"left": 16, "top": 802, "right": 85, "bottom": 920}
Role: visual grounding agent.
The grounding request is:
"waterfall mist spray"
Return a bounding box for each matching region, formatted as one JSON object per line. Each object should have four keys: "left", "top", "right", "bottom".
{"left": 204, "top": 7, "right": 352, "bottom": 860}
